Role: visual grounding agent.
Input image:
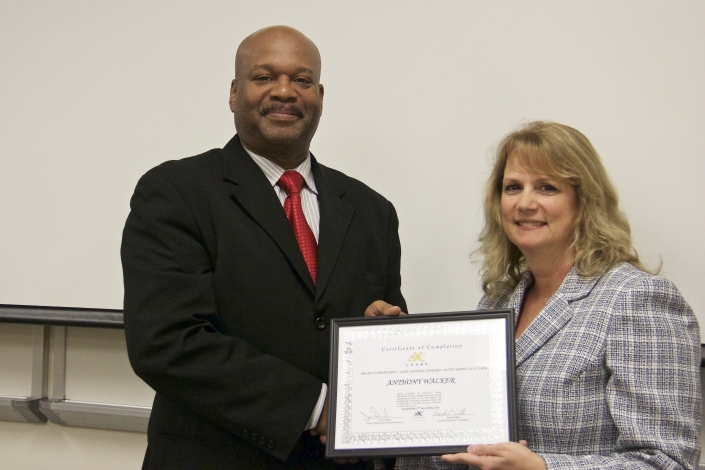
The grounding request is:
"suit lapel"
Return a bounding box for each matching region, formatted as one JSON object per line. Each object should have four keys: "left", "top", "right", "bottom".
{"left": 221, "top": 136, "right": 315, "bottom": 294}
{"left": 311, "top": 157, "right": 354, "bottom": 302}
{"left": 514, "top": 268, "right": 599, "bottom": 367}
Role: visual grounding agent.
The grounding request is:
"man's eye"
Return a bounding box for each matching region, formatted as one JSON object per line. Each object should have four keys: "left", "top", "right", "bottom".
{"left": 293, "top": 78, "right": 313, "bottom": 85}
{"left": 254, "top": 76, "right": 273, "bottom": 82}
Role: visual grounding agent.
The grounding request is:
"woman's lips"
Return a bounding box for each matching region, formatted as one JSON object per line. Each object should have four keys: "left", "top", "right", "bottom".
{"left": 516, "top": 221, "right": 546, "bottom": 227}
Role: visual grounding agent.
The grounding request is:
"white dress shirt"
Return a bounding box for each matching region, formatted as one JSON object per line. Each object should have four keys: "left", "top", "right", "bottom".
{"left": 245, "top": 147, "right": 327, "bottom": 431}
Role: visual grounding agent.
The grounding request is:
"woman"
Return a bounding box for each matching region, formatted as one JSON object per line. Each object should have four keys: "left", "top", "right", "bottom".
{"left": 394, "top": 121, "right": 700, "bottom": 469}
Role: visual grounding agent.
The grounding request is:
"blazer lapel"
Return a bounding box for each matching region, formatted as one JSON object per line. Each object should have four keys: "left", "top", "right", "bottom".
{"left": 514, "top": 268, "right": 599, "bottom": 367}
{"left": 221, "top": 135, "right": 315, "bottom": 294}
{"left": 311, "top": 157, "right": 354, "bottom": 302}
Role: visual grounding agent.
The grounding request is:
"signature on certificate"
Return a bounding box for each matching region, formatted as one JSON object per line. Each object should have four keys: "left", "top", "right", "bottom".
{"left": 360, "top": 407, "right": 403, "bottom": 423}
{"left": 433, "top": 408, "right": 471, "bottom": 417}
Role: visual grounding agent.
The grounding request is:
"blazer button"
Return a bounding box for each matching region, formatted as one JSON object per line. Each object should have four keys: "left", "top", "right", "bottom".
{"left": 242, "top": 430, "right": 249, "bottom": 439}
{"left": 259, "top": 436, "right": 267, "bottom": 446}
{"left": 267, "top": 439, "right": 275, "bottom": 449}
{"left": 249, "top": 432, "right": 258, "bottom": 443}
{"left": 315, "top": 317, "right": 327, "bottom": 330}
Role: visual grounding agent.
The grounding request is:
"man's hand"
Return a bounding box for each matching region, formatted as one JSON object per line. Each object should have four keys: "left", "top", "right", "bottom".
{"left": 310, "top": 398, "right": 358, "bottom": 464}
{"left": 364, "top": 300, "right": 405, "bottom": 317}
{"left": 309, "top": 397, "right": 328, "bottom": 444}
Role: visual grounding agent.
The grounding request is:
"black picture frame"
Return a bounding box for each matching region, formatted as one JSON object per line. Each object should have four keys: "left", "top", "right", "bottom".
{"left": 326, "top": 309, "right": 517, "bottom": 459}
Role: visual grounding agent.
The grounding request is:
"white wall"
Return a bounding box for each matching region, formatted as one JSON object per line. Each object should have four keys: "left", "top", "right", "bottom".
{"left": 0, "top": 1, "right": 703, "bottom": 468}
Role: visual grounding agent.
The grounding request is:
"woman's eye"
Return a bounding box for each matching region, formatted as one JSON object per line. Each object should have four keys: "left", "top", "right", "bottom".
{"left": 504, "top": 184, "right": 520, "bottom": 192}
{"left": 541, "top": 184, "right": 557, "bottom": 192}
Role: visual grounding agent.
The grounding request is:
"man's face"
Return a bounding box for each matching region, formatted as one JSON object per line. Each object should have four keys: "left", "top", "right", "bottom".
{"left": 230, "top": 30, "right": 324, "bottom": 159}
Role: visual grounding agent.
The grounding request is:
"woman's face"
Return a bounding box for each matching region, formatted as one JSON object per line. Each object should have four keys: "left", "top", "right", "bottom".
{"left": 500, "top": 153, "right": 578, "bottom": 264}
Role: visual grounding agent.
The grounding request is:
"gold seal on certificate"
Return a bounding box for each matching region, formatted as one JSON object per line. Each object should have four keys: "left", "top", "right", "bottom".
{"left": 326, "top": 310, "right": 517, "bottom": 459}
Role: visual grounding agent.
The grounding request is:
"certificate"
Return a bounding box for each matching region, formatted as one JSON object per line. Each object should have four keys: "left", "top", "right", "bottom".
{"left": 326, "top": 310, "right": 517, "bottom": 459}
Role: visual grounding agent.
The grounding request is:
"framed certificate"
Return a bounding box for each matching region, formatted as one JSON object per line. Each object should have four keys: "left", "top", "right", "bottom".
{"left": 326, "top": 310, "right": 517, "bottom": 459}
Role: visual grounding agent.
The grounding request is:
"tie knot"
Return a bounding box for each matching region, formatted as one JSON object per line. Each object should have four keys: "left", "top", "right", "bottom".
{"left": 277, "top": 170, "right": 305, "bottom": 196}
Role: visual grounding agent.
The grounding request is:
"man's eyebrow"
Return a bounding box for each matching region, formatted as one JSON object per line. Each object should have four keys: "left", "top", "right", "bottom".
{"left": 250, "top": 64, "right": 315, "bottom": 75}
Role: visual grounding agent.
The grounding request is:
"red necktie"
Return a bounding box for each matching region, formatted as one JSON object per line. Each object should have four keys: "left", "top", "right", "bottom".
{"left": 277, "top": 171, "right": 317, "bottom": 283}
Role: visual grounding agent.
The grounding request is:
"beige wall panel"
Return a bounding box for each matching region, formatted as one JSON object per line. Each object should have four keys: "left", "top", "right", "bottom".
{"left": 0, "top": 324, "right": 36, "bottom": 397}
{"left": 65, "top": 328, "right": 154, "bottom": 406}
{"left": 0, "top": 421, "right": 146, "bottom": 470}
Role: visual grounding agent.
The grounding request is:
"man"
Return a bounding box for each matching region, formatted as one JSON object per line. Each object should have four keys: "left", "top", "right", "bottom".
{"left": 121, "top": 26, "right": 406, "bottom": 469}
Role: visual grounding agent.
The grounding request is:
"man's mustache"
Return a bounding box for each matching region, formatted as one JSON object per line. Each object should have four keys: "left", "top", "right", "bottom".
{"left": 259, "top": 104, "right": 304, "bottom": 118}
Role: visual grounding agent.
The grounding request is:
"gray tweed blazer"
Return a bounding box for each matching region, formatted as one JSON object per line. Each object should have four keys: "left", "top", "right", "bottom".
{"left": 393, "top": 263, "right": 700, "bottom": 469}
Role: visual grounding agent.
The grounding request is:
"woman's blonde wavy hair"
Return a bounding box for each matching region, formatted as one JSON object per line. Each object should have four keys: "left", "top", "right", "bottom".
{"left": 477, "top": 121, "right": 650, "bottom": 298}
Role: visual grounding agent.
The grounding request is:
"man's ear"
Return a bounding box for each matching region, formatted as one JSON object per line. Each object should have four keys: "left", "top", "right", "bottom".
{"left": 229, "top": 79, "right": 237, "bottom": 112}
{"left": 319, "top": 84, "right": 324, "bottom": 115}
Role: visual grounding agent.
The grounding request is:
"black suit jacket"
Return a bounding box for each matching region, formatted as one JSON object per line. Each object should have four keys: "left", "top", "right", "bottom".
{"left": 121, "top": 135, "right": 406, "bottom": 468}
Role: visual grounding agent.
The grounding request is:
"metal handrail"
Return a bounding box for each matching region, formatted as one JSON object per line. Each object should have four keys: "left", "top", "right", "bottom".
{"left": 0, "top": 304, "right": 123, "bottom": 329}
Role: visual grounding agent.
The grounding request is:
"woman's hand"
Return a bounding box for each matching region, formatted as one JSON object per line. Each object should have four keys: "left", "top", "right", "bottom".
{"left": 440, "top": 441, "right": 546, "bottom": 470}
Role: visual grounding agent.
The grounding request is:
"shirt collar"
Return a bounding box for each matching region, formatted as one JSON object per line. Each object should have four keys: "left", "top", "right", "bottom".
{"left": 244, "top": 147, "right": 318, "bottom": 194}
